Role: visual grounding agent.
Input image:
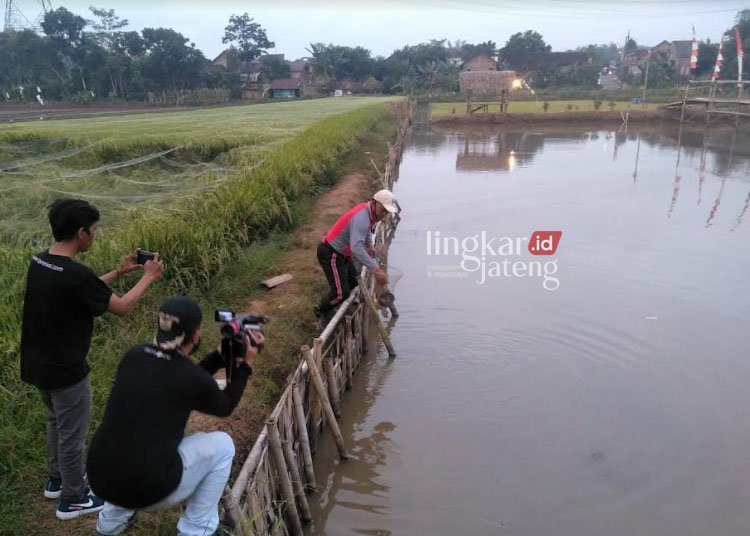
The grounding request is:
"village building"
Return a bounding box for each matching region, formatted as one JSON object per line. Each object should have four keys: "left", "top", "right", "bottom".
{"left": 269, "top": 78, "right": 301, "bottom": 99}
{"left": 620, "top": 40, "right": 692, "bottom": 78}
{"left": 209, "top": 50, "right": 313, "bottom": 100}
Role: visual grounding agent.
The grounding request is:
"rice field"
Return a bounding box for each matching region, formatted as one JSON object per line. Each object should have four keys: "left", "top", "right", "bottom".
{"left": 0, "top": 97, "right": 394, "bottom": 245}
{"left": 430, "top": 99, "right": 661, "bottom": 118}
{"left": 0, "top": 96, "right": 401, "bottom": 534}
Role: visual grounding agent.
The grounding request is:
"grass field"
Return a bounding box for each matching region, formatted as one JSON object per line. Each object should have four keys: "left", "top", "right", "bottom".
{"left": 430, "top": 99, "right": 662, "bottom": 118}
{"left": 0, "top": 96, "right": 400, "bottom": 534}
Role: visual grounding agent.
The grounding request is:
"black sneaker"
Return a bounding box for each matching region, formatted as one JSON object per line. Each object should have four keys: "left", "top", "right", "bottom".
{"left": 44, "top": 476, "right": 62, "bottom": 499}
{"left": 313, "top": 305, "right": 323, "bottom": 319}
{"left": 56, "top": 492, "right": 104, "bottom": 520}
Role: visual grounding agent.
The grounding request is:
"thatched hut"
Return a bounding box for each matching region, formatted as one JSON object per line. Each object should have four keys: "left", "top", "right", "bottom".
{"left": 459, "top": 70, "right": 518, "bottom": 95}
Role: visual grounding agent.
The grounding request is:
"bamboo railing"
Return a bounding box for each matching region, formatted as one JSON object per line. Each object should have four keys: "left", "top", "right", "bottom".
{"left": 223, "top": 100, "right": 411, "bottom": 536}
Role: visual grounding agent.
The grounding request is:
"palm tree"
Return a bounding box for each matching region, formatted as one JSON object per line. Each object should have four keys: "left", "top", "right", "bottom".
{"left": 305, "top": 43, "right": 348, "bottom": 81}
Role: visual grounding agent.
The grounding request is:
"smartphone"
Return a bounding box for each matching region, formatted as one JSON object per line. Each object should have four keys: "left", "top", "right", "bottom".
{"left": 136, "top": 250, "right": 156, "bottom": 265}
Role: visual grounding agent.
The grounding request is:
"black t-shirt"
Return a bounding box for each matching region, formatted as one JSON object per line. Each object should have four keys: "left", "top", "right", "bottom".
{"left": 20, "top": 250, "right": 113, "bottom": 391}
{"left": 87, "top": 345, "right": 251, "bottom": 509}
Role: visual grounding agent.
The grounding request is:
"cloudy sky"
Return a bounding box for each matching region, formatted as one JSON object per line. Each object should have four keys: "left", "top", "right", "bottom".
{"left": 14, "top": 0, "right": 749, "bottom": 60}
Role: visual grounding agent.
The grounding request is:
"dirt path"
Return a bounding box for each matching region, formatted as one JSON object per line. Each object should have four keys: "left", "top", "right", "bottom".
{"left": 188, "top": 172, "right": 375, "bottom": 456}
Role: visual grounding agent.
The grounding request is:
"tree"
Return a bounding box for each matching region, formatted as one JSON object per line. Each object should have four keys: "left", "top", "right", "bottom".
{"left": 261, "top": 55, "right": 290, "bottom": 80}
{"left": 222, "top": 13, "right": 274, "bottom": 61}
{"left": 140, "top": 28, "right": 206, "bottom": 90}
{"left": 305, "top": 43, "right": 348, "bottom": 80}
{"left": 624, "top": 37, "right": 638, "bottom": 54}
{"left": 41, "top": 7, "right": 87, "bottom": 45}
{"left": 719, "top": 10, "right": 750, "bottom": 82}
{"left": 88, "top": 6, "right": 129, "bottom": 49}
{"left": 645, "top": 51, "right": 678, "bottom": 87}
{"left": 337, "top": 46, "right": 374, "bottom": 80}
{"left": 694, "top": 40, "right": 719, "bottom": 77}
{"left": 459, "top": 40, "right": 497, "bottom": 61}
{"left": 89, "top": 6, "right": 129, "bottom": 33}
{"left": 501, "top": 30, "right": 551, "bottom": 71}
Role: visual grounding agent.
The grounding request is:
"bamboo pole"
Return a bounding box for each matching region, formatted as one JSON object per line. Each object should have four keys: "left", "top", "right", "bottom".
{"left": 291, "top": 380, "right": 316, "bottom": 490}
{"left": 307, "top": 340, "right": 322, "bottom": 454}
{"left": 231, "top": 427, "right": 267, "bottom": 505}
{"left": 221, "top": 485, "right": 242, "bottom": 533}
{"left": 266, "top": 417, "right": 303, "bottom": 536}
{"left": 301, "top": 345, "right": 349, "bottom": 459}
{"left": 323, "top": 355, "right": 342, "bottom": 417}
{"left": 357, "top": 275, "right": 396, "bottom": 358}
{"left": 281, "top": 439, "right": 312, "bottom": 523}
{"left": 344, "top": 315, "right": 354, "bottom": 390}
{"left": 337, "top": 330, "right": 348, "bottom": 391}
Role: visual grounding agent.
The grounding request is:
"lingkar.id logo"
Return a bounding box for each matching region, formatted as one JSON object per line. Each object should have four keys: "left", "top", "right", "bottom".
{"left": 426, "top": 230, "right": 562, "bottom": 290}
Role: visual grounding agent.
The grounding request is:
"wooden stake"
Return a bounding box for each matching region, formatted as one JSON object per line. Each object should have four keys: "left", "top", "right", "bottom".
{"left": 291, "top": 380, "right": 316, "bottom": 490}
{"left": 344, "top": 315, "right": 354, "bottom": 390}
{"left": 307, "top": 340, "right": 322, "bottom": 454}
{"left": 323, "top": 356, "right": 341, "bottom": 417}
{"left": 281, "top": 438, "right": 312, "bottom": 523}
{"left": 266, "top": 418, "right": 303, "bottom": 536}
{"left": 357, "top": 275, "right": 396, "bottom": 358}
{"left": 302, "top": 345, "right": 349, "bottom": 459}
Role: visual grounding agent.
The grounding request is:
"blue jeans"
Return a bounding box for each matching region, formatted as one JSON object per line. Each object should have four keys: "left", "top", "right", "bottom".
{"left": 96, "top": 432, "right": 235, "bottom": 536}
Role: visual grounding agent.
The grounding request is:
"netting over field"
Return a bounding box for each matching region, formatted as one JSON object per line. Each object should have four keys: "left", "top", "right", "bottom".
{"left": 0, "top": 98, "right": 394, "bottom": 245}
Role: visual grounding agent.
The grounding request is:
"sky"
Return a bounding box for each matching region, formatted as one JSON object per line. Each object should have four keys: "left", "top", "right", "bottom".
{"left": 10, "top": 0, "right": 750, "bottom": 60}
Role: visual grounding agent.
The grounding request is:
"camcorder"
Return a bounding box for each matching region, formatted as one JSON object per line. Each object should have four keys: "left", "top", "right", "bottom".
{"left": 215, "top": 309, "right": 269, "bottom": 381}
{"left": 136, "top": 250, "right": 156, "bottom": 265}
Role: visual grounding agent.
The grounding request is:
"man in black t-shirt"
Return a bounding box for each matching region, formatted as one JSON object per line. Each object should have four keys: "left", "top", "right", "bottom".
{"left": 20, "top": 198, "right": 164, "bottom": 521}
{"left": 87, "top": 296, "right": 261, "bottom": 536}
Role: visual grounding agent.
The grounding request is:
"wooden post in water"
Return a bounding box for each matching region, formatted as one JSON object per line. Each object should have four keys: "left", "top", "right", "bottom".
{"left": 291, "top": 380, "right": 316, "bottom": 490}
{"left": 323, "top": 356, "right": 341, "bottom": 417}
{"left": 281, "top": 438, "right": 312, "bottom": 523}
{"left": 307, "top": 340, "right": 323, "bottom": 454}
{"left": 266, "top": 417, "right": 304, "bottom": 536}
{"left": 344, "top": 315, "right": 354, "bottom": 390}
{"left": 302, "top": 345, "right": 349, "bottom": 459}
{"left": 357, "top": 275, "right": 396, "bottom": 358}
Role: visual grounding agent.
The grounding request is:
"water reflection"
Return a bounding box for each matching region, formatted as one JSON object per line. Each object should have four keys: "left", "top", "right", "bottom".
{"left": 419, "top": 121, "right": 750, "bottom": 231}
{"left": 308, "top": 333, "right": 400, "bottom": 536}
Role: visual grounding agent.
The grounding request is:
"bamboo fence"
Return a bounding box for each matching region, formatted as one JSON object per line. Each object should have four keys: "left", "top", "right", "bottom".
{"left": 223, "top": 100, "right": 411, "bottom": 536}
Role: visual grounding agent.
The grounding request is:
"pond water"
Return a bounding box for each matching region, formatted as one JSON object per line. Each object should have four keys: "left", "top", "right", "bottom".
{"left": 308, "top": 121, "right": 750, "bottom": 536}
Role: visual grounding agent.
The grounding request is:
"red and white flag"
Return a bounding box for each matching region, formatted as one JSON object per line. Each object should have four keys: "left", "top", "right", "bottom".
{"left": 735, "top": 26, "right": 744, "bottom": 85}
{"left": 690, "top": 25, "right": 698, "bottom": 69}
{"left": 712, "top": 35, "right": 724, "bottom": 81}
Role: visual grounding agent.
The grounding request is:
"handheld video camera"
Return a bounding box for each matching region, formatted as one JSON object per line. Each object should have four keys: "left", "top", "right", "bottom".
{"left": 215, "top": 309, "right": 269, "bottom": 381}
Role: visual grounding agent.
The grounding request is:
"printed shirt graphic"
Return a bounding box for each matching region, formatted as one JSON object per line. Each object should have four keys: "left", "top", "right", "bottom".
{"left": 324, "top": 202, "right": 378, "bottom": 269}
{"left": 20, "top": 250, "right": 113, "bottom": 390}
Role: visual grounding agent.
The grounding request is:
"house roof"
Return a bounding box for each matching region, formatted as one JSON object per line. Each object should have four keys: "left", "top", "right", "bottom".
{"left": 211, "top": 50, "right": 229, "bottom": 64}
{"left": 271, "top": 78, "right": 301, "bottom": 90}
{"left": 460, "top": 53, "right": 499, "bottom": 71}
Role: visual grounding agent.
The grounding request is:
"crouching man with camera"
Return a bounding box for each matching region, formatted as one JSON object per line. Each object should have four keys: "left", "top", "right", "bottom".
{"left": 86, "top": 297, "right": 263, "bottom": 536}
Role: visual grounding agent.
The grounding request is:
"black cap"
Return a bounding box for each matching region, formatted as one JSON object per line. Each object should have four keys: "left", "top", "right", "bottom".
{"left": 154, "top": 296, "right": 203, "bottom": 350}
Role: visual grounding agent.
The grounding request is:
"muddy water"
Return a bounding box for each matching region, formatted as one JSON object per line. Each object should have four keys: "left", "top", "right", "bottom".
{"left": 307, "top": 123, "right": 750, "bottom": 536}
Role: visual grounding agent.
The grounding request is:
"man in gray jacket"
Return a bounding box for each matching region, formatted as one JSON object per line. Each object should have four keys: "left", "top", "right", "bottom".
{"left": 314, "top": 189, "right": 396, "bottom": 320}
